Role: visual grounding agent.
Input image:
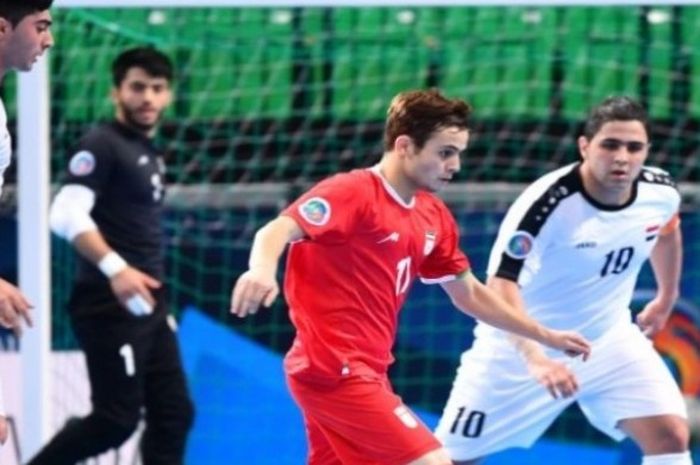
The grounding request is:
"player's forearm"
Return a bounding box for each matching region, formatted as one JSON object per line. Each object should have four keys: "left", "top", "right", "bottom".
{"left": 248, "top": 215, "right": 304, "bottom": 273}
{"left": 72, "top": 230, "right": 115, "bottom": 265}
{"left": 443, "top": 274, "right": 548, "bottom": 344}
{"left": 467, "top": 279, "right": 548, "bottom": 343}
{"left": 651, "top": 228, "right": 682, "bottom": 305}
{"left": 487, "top": 277, "right": 548, "bottom": 361}
{"left": 50, "top": 184, "right": 129, "bottom": 278}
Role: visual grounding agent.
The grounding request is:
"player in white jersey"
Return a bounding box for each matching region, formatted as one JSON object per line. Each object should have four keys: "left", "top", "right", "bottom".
{"left": 0, "top": 0, "right": 54, "bottom": 444}
{"left": 0, "top": 1, "right": 54, "bottom": 330}
{"left": 436, "top": 96, "right": 692, "bottom": 465}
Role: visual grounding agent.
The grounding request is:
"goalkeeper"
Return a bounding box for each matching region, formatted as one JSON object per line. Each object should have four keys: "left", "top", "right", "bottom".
{"left": 28, "top": 47, "right": 193, "bottom": 465}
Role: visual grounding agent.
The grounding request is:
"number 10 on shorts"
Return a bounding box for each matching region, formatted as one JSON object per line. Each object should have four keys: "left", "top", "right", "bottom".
{"left": 449, "top": 407, "right": 486, "bottom": 438}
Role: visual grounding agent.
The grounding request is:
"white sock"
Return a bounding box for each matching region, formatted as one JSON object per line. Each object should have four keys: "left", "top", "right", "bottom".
{"left": 642, "top": 451, "right": 693, "bottom": 465}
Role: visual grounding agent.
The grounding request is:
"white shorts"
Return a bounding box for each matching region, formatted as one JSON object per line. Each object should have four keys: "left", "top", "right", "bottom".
{"left": 435, "top": 321, "right": 687, "bottom": 461}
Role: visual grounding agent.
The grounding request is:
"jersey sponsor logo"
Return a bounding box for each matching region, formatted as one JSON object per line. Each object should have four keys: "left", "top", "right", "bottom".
{"left": 68, "top": 150, "right": 96, "bottom": 176}
{"left": 423, "top": 231, "right": 436, "bottom": 255}
{"left": 505, "top": 230, "right": 534, "bottom": 259}
{"left": 377, "top": 231, "right": 400, "bottom": 244}
{"left": 575, "top": 241, "right": 597, "bottom": 249}
{"left": 393, "top": 405, "right": 418, "bottom": 429}
{"left": 299, "top": 197, "right": 331, "bottom": 226}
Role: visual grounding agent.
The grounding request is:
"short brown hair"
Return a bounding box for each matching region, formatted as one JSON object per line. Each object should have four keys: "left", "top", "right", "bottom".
{"left": 384, "top": 89, "right": 472, "bottom": 152}
{"left": 583, "top": 96, "right": 649, "bottom": 140}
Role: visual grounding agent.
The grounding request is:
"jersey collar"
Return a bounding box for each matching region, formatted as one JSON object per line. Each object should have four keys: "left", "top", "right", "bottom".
{"left": 111, "top": 121, "right": 155, "bottom": 144}
{"left": 575, "top": 163, "right": 639, "bottom": 211}
{"left": 369, "top": 165, "right": 415, "bottom": 209}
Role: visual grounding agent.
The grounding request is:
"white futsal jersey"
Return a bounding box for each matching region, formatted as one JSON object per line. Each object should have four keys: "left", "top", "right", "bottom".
{"left": 0, "top": 99, "right": 8, "bottom": 416}
{"left": 435, "top": 163, "right": 686, "bottom": 459}
{"left": 479, "top": 162, "right": 680, "bottom": 344}
{"left": 0, "top": 100, "right": 12, "bottom": 196}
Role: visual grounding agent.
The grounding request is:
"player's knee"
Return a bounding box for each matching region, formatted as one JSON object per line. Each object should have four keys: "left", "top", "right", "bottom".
{"left": 408, "top": 447, "right": 453, "bottom": 465}
{"left": 151, "top": 395, "right": 195, "bottom": 436}
{"left": 425, "top": 455, "right": 453, "bottom": 465}
{"left": 92, "top": 414, "right": 140, "bottom": 449}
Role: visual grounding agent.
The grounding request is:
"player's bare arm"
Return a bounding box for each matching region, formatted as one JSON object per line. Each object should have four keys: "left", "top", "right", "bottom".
{"left": 49, "top": 184, "right": 161, "bottom": 316}
{"left": 0, "top": 277, "right": 32, "bottom": 331}
{"left": 230, "top": 215, "right": 305, "bottom": 317}
{"left": 0, "top": 414, "right": 7, "bottom": 444}
{"left": 440, "top": 272, "right": 591, "bottom": 359}
{"left": 72, "top": 230, "right": 161, "bottom": 315}
{"left": 637, "top": 224, "right": 682, "bottom": 337}
{"left": 489, "top": 276, "right": 579, "bottom": 399}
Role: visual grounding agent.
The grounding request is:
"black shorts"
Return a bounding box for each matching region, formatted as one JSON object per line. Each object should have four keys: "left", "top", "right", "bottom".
{"left": 68, "top": 282, "right": 190, "bottom": 428}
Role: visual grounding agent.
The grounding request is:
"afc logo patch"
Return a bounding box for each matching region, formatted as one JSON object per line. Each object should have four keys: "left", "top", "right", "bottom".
{"left": 505, "top": 230, "right": 534, "bottom": 259}
{"left": 299, "top": 197, "right": 331, "bottom": 226}
{"left": 68, "top": 150, "right": 96, "bottom": 176}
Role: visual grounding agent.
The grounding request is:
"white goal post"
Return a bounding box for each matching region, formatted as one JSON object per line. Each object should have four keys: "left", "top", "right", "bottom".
{"left": 17, "top": 0, "right": 700, "bottom": 459}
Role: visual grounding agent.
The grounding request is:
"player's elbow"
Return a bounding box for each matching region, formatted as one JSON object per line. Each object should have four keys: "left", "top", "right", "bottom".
{"left": 48, "top": 197, "right": 67, "bottom": 237}
{"left": 49, "top": 185, "right": 97, "bottom": 241}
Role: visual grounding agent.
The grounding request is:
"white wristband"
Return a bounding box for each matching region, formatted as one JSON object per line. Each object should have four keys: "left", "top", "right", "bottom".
{"left": 97, "top": 251, "right": 128, "bottom": 278}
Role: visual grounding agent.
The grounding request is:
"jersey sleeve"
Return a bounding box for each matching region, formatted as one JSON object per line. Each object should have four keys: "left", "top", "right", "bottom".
{"left": 486, "top": 182, "right": 553, "bottom": 284}
{"left": 419, "top": 205, "right": 470, "bottom": 284}
{"left": 62, "top": 130, "right": 114, "bottom": 195}
{"left": 662, "top": 176, "right": 682, "bottom": 234}
{"left": 282, "top": 172, "right": 369, "bottom": 244}
{"left": 660, "top": 213, "right": 680, "bottom": 235}
{"left": 641, "top": 166, "right": 682, "bottom": 235}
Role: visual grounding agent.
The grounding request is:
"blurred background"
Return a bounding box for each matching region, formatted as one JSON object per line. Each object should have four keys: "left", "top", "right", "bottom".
{"left": 0, "top": 3, "right": 698, "bottom": 464}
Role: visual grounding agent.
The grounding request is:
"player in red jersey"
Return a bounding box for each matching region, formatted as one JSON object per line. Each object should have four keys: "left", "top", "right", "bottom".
{"left": 230, "top": 89, "right": 591, "bottom": 465}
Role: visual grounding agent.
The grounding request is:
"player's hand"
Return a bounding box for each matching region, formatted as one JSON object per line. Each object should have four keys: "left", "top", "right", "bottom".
{"left": 525, "top": 354, "right": 579, "bottom": 399}
{"left": 110, "top": 267, "right": 161, "bottom": 317}
{"left": 0, "top": 278, "right": 33, "bottom": 331}
{"left": 636, "top": 296, "right": 674, "bottom": 337}
{"left": 542, "top": 330, "right": 591, "bottom": 361}
{"left": 230, "top": 268, "right": 278, "bottom": 318}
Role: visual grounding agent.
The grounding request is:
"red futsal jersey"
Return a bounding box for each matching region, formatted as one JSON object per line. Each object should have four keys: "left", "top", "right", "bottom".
{"left": 282, "top": 167, "right": 469, "bottom": 382}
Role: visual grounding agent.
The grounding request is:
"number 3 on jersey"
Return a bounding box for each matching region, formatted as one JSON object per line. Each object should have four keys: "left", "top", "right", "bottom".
{"left": 396, "top": 257, "right": 412, "bottom": 296}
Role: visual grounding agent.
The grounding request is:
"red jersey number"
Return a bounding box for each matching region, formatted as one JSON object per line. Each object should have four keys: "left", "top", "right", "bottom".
{"left": 396, "top": 256, "right": 412, "bottom": 296}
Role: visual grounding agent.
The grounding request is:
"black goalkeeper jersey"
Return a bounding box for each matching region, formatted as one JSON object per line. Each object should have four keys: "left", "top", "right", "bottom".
{"left": 62, "top": 121, "right": 166, "bottom": 284}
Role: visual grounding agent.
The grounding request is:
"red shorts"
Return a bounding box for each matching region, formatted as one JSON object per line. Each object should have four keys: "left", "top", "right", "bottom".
{"left": 286, "top": 373, "right": 441, "bottom": 465}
